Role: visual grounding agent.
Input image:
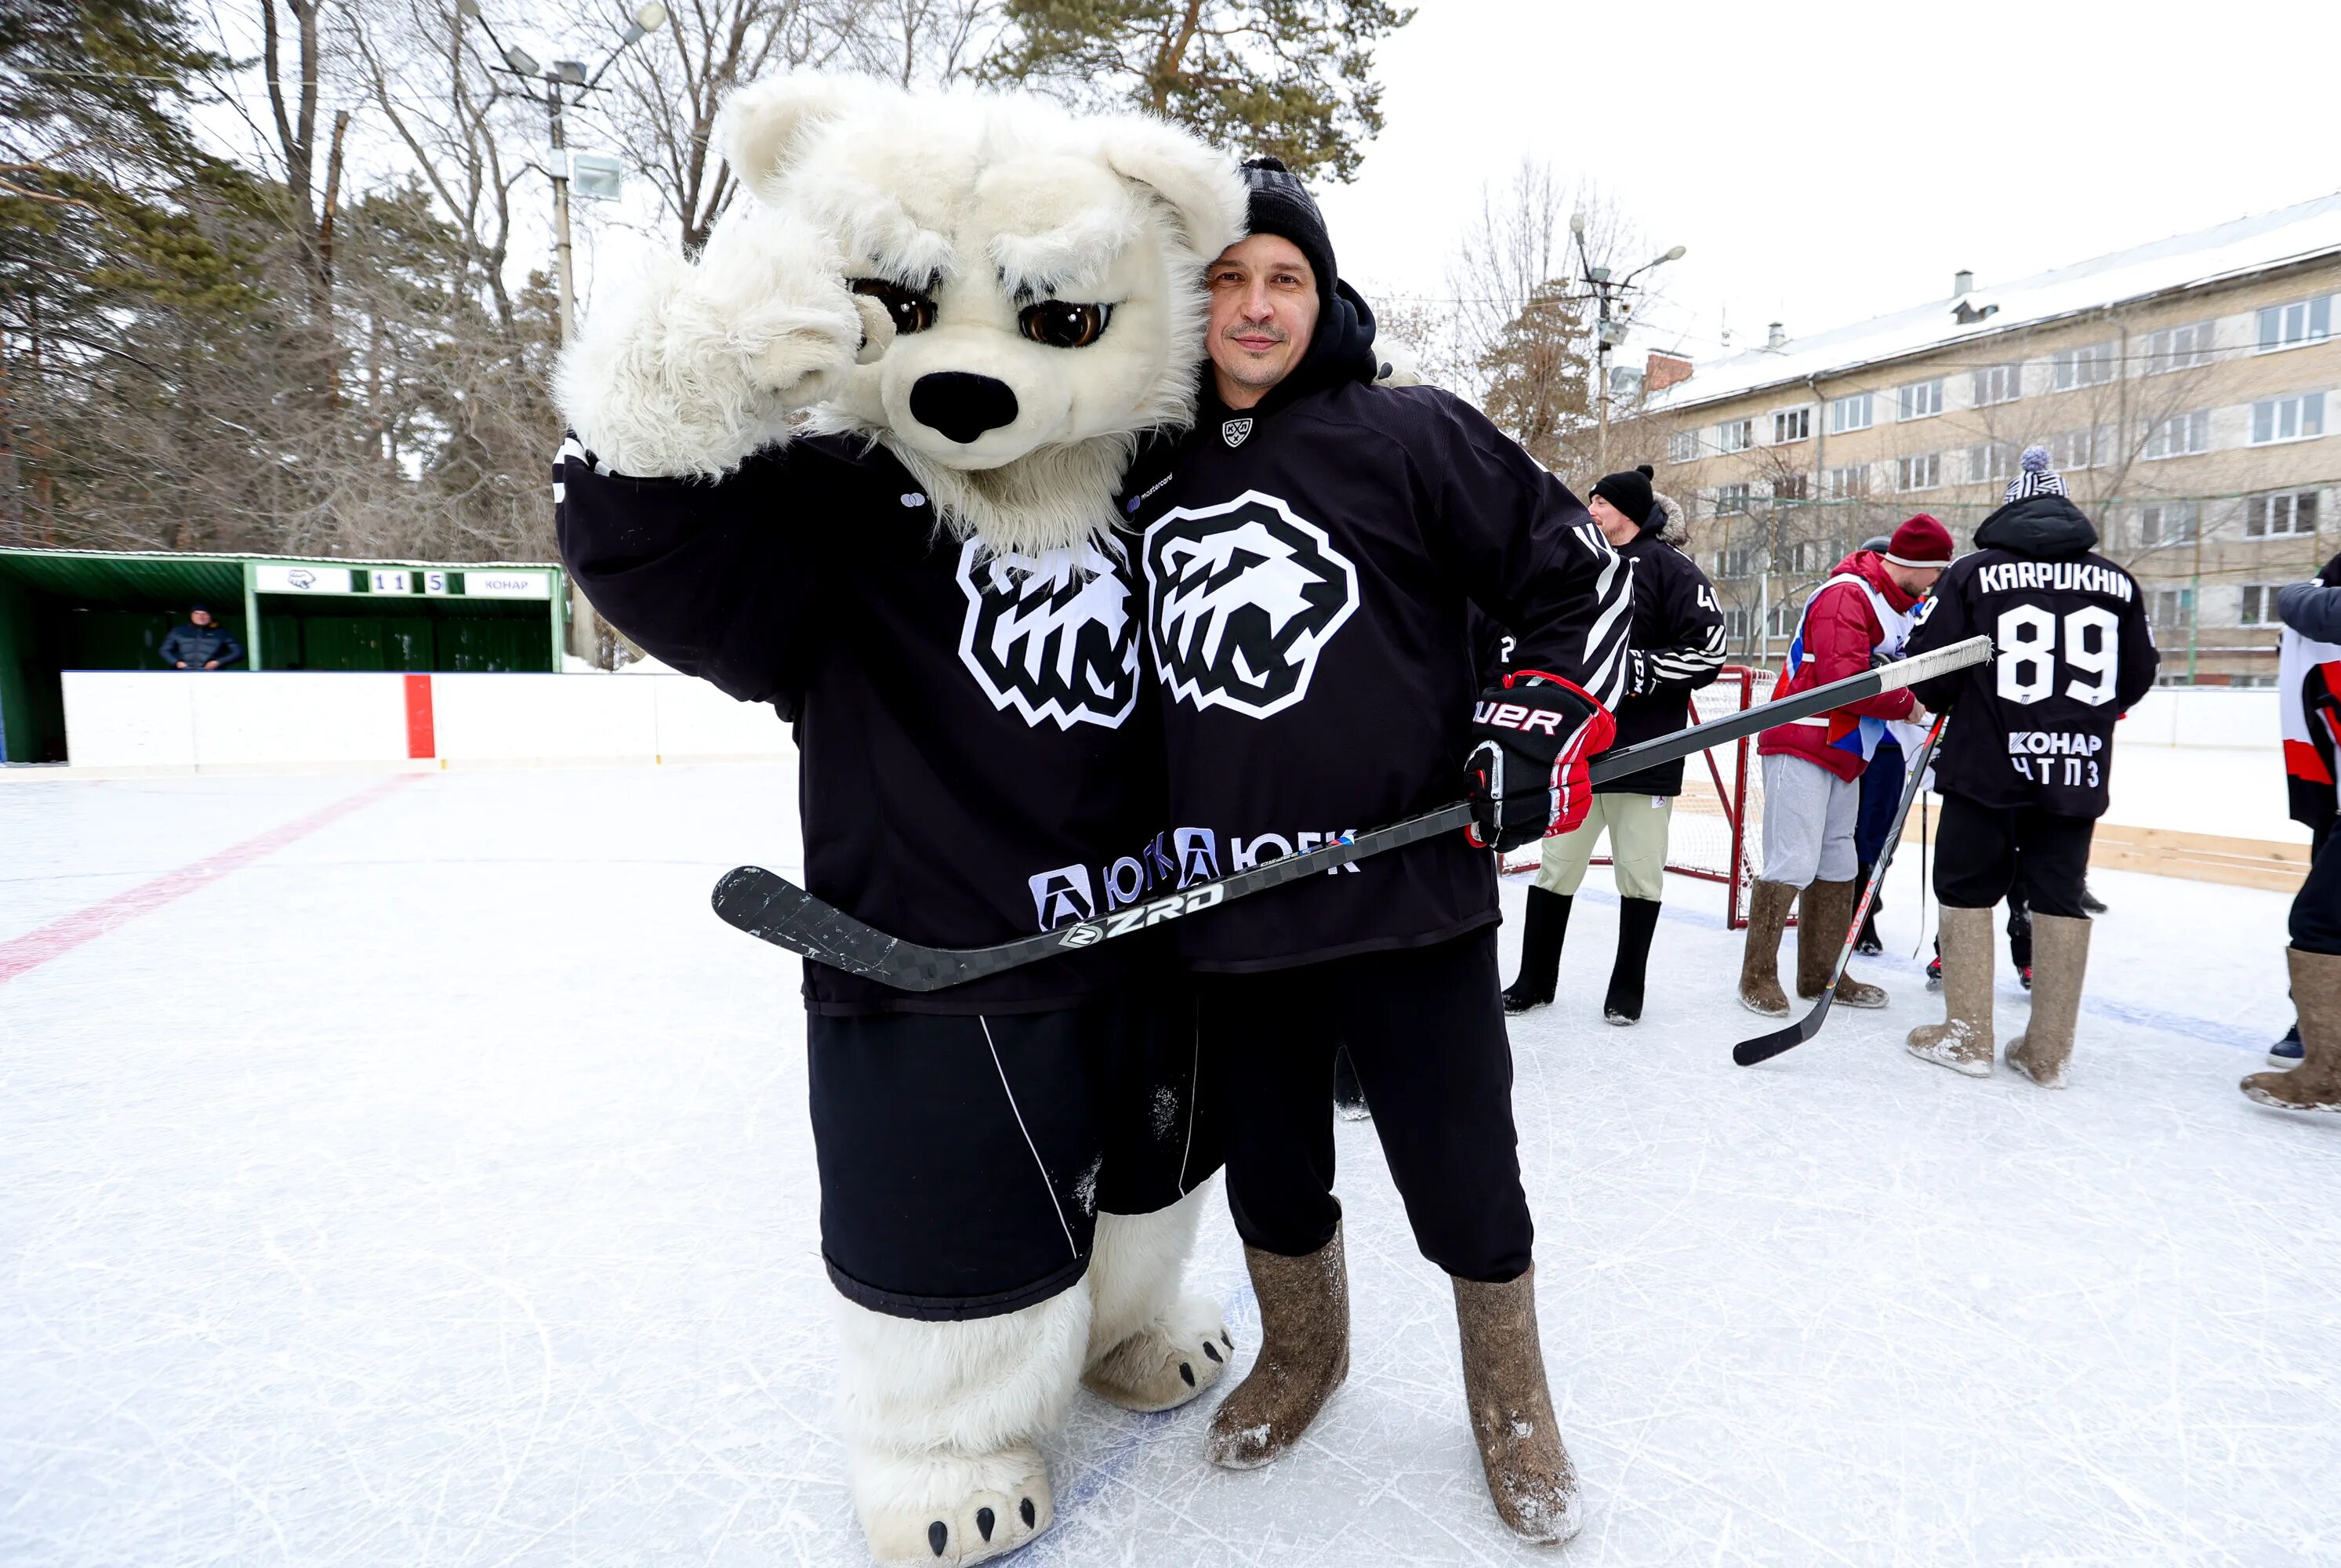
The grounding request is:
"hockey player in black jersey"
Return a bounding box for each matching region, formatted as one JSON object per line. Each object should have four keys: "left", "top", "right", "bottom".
{"left": 1501, "top": 470, "right": 1727, "bottom": 1022}
{"left": 1117, "top": 157, "right": 1629, "bottom": 1544}
{"left": 1904, "top": 447, "right": 2158, "bottom": 1085}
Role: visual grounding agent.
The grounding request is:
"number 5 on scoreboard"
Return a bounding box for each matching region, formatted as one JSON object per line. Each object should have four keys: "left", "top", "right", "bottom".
{"left": 1994, "top": 604, "right": 2120, "bottom": 706}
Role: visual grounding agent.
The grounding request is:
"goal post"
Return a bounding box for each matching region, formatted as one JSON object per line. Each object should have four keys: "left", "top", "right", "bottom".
{"left": 1500, "top": 665, "right": 1780, "bottom": 928}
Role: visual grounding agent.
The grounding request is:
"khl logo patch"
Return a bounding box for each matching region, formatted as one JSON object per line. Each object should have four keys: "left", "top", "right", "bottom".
{"left": 1221, "top": 418, "right": 1253, "bottom": 448}
{"left": 1144, "top": 490, "right": 1359, "bottom": 720}
{"left": 954, "top": 536, "right": 1140, "bottom": 730}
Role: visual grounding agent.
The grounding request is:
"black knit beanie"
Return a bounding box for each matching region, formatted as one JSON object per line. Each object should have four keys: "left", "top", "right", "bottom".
{"left": 1239, "top": 156, "right": 1337, "bottom": 310}
{"left": 1591, "top": 465, "right": 1657, "bottom": 528}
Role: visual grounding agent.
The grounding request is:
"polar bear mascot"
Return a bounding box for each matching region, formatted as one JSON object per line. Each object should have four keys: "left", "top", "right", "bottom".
{"left": 552, "top": 77, "right": 1247, "bottom": 1566}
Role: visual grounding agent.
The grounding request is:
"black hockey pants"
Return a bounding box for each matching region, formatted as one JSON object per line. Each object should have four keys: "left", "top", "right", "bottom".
{"left": 2292, "top": 821, "right": 2341, "bottom": 955}
{"left": 1195, "top": 927, "right": 1534, "bottom": 1284}
{"left": 1932, "top": 792, "right": 2094, "bottom": 919}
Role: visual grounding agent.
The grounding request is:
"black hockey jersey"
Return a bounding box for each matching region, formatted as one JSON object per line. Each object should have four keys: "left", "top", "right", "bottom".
{"left": 555, "top": 433, "right": 1173, "bottom": 1016}
{"left": 1116, "top": 285, "right": 1632, "bottom": 971}
{"left": 1907, "top": 492, "right": 2158, "bottom": 817}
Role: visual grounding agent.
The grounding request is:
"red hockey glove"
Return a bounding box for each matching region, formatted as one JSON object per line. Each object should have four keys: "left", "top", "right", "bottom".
{"left": 1464, "top": 671, "right": 1617, "bottom": 853}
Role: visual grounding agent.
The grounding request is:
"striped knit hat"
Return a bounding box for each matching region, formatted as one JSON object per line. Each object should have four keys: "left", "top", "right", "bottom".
{"left": 2004, "top": 445, "right": 2067, "bottom": 503}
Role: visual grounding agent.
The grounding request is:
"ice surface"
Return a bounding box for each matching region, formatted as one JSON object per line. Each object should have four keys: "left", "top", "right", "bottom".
{"left": 4, "top": 761, "right": 2339, "bottom": 1566}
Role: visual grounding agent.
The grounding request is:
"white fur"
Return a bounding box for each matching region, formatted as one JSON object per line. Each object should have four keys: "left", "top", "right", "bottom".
{"left": 1085, "top": 1182, "right": 1213, "bottom": 1363}
{"left": 556, "top": 73, "right": 1245, "bottom": 554}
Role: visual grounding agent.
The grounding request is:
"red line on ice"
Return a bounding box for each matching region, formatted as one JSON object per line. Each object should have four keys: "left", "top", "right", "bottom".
{"left": 0, "top": 772, "right": 423, "bottom": 985}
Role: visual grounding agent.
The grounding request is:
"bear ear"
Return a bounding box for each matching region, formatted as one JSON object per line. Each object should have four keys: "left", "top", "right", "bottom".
{"left": 717, "top": 75, "right": 864, "bottom": 202}
{"left": 1098, "top": 119, "right": 1247, "bottom": 260}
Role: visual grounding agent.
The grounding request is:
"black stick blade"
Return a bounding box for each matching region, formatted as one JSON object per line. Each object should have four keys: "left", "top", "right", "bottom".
{"left": 712, "top": 866, "right": 967, "bottom": 992}
{"left": 1733, "top": 994, "right": 1833, "bottom": 1065}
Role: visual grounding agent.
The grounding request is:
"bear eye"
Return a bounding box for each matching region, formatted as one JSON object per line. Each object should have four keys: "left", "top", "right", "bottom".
{"left": 1018, "top": 299, "right": 1111, "bottom": 349}
{"left": 851, "top": 278, "right": 937, "bottom": 335}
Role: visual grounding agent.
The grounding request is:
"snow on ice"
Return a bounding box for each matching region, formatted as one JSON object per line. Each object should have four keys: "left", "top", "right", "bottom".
{"left": 3, "top": 759, "right": 2339, "bottom": 1565}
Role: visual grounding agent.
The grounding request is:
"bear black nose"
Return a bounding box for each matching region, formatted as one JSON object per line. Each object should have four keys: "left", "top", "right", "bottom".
{"left": 909, "top": 372, "right": 1020, "bottom": 444}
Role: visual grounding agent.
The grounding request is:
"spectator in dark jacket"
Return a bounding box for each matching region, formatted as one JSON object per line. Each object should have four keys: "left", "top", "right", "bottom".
{"left": 159, "top": 606, "right": 242, "bottom": 670}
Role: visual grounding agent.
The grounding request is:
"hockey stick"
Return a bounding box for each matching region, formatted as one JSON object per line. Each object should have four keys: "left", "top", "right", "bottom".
{"left": 713, "top": 634, "right": 1991, "bottom": 991}
{"left": 1732, "top": 711, "right": 1950, "bottom": 1067}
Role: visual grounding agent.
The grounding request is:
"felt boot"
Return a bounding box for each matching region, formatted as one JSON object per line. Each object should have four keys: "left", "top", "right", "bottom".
{"left": 2006, "top": 912, "right": 2091, "bottom": 1088}
{"left": 1206, "top": 1229, "right": 1349, "bottom": 1469}
{"left": 1603, "top": 898, "right": 1661, "bottom": 1024}
{"left": 1907, "top": 904, "right": 1994, "bottom": 1077}
{"left": 1502, "top": 887, "right": 1571, "bottom": 1014}
{"left": 1799, "top": 878, "right": 1886, "bottom": 1007}
{"left": 1454, "top": 1266, "right": 1583, "bottom": 1544}
{"left": 2241, "top": 948, "right": 2341, "bottom": 1112}
{"left": 1738, "top": 878, "right": 1796, "bottom": 1018}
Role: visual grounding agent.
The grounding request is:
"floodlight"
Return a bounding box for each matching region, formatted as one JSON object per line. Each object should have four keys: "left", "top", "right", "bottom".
{"left": 634, "top": 2, "right": 667, "bottom": 30}
{"left": 556, "top": 59, "right": 587, "bottom": 85}
{"left": 503, "top": 44, "right": 539, "bottom": 74}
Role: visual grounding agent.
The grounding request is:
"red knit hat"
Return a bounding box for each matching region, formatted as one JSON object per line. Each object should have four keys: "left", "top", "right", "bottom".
{"left": 1886, "top": 514, "right": 1954, "bottom": 568}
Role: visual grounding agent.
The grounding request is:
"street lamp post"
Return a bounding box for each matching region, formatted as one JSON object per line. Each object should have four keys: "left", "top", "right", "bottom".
{"left": 1570, "top": 213, "right": 1684, "bottom": 469}
{"left": 456, "top": 0, "right": 667, "bottom": 343}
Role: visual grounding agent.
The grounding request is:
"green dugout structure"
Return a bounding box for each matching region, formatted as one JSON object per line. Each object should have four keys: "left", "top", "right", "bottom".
{"left": 0, "top": 547, "right": 568, "bottom": 764}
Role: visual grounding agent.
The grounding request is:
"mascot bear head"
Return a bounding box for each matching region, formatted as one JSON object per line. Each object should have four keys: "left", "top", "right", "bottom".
{"left": 713, "top": 78, "right": 1245, "bottom": 553}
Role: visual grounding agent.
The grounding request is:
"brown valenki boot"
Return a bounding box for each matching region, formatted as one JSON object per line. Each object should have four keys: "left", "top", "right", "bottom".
{"left": 1908, "top": 904, "right": 1994, "bottom": 1077}
{"left": 2242, "top": 948, "right": 2341, "bottom": 1112}
{"left": 1738, "top": 879, "right": 1797, "bottom": 1017}
{"left": 2006, "top": 911, "right": 2091, "bottom": 1087}
{"left": 1206, "top": 1228, "right": 1349, "bottom": 1468}
{"left": 1454, "top": 1266, "right": 1583, "bottom": 1544}
{"left": 1798, "top": 879, "right": 1886, "bottom": 1007}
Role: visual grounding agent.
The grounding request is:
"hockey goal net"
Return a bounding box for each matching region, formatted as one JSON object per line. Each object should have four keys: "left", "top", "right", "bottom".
{"left": 1501, "top": 665, "right": 1779, "bottom": 928}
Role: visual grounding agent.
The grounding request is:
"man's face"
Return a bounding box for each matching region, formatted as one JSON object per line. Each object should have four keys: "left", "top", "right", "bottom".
{"left": 189, "top": 610, "right": 212, "bottom": 626}
{"left": 1205, "top": 234, "right": 1319, "bottom": 405}
{"left": 1587, "top": 495, "right": 1640, "bottom": 547}
{"left": 1886, "top": 562, "right": 1944, "bottom": 598}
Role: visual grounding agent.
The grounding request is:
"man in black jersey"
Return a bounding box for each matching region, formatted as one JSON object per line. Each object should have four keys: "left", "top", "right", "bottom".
{"left": 1118, "top": 158, "right": 1630, "bottom": 1544}
{"left": 1904, "top": 448, "right": 2158, "bottom": 1086}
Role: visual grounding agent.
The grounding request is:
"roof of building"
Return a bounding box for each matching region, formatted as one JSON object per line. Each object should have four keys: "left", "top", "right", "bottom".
{"left": 1651, "top": 191, "right": 2341, "bottom": 416}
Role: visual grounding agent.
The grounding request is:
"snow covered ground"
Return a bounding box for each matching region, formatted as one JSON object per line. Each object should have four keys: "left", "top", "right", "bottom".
{"left": 4, "top": 760, "right": 2339, "bottom": 1567}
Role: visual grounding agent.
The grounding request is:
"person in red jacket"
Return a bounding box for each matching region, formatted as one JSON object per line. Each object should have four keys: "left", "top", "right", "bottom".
{"left": 1737, "top": 514, "right": 1953, "bottom": 1015}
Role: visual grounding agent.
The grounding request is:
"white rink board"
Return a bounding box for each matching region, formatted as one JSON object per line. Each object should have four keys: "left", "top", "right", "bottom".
{"left": 2, "top": 760, "right": 2337, "bottom": 1566}
{"left": 58, "top": 670, "right": 788, "bottom": 769}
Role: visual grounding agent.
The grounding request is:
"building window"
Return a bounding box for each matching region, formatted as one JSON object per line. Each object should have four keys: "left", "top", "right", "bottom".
{"left": 2257, "top": 296, "right": 2334, "bottom": 354}
{"left": 1829, "top": 393, "right": 1874, "bottom": 434}
{"left": 2252, "top": 392, "right": 2327, "bottom": 445}
{"left": 2143, "top": 409, "right": 2210, "bottom": 459}
{"left": 1896, "top": 379, "right": 1944, "bottom": 420}
{"left": 1772, "top": 406, "right": 1811, "bottom": 444}
{"left": 1667, "top": 429, "right": 1701, "bottom": 463}
{"left": 1972, "top": 362, "right": 2023, "bottom": 405}
{"left": 1773, "top": 472, "right": 1811, "bottom": 502}
{"left": 1784, "top": 538, "right": 1837, "bottom": 573}
{"left": 2150, "top": 587, "right": 2194, "bottom": 631}
{"left": 1715, "top": 546, "right": 1757, "bottom": 580}
{"left": 2239, "top": 585, "right": 2281, "bottom": 626}
{"left": 1896, "top": 452, "right": 1941, "bottom": 491}
{"left": 2139, "top": 501, "right": 2199, "bottom": 546}
{"left": 1724, "top": 606, "right": 1752, "bottom": 641}
{"left": 1767, "top": 602, "right": 1794, "bottom": 637}
{"left": 1966, "top": 441, "right": 2016, "bottom": 485}
{"left": 2145, "top": 321, "right": 2216, "bottom": 375}
{"left": 1715, "top": 417, "right": 1754, "bottom": 454}
{"left": 1821, "top": 463, "right": 1866, "bottom": 499}
{"left": 2049, "top": 426, "right": 2109, "bottom": 470}
{"left": 1712, "top": 482, "right": 1753, "bottom": 514}
{"left": 2051, "top": 342, "right": 2116, "bottom": 390}
{"left": 2245, "top": 490, "right": 2320, "bottom": 538}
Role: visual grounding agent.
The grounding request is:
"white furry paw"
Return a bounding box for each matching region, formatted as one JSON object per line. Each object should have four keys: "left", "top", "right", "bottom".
{"left": 1080, "top": 1294, "right": 1232, "bottom": 1413}
{"left": 853, "top": 1444, "right": 1051, "bottom": 1567}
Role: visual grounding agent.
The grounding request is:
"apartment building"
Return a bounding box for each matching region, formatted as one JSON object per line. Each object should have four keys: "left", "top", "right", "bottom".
{"left": 1646, "top": 193, "right": 2341, "bottom": 684}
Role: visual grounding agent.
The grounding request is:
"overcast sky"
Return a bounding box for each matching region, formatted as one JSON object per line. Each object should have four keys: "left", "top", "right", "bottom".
{"left": 1318, "top": 0, "right": 2341, "bottom": 369}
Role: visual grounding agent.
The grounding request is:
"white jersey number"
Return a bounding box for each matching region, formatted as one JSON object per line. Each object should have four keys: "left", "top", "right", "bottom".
{"left": 1994, "top": 604, "right": 2121, "bottom": 707}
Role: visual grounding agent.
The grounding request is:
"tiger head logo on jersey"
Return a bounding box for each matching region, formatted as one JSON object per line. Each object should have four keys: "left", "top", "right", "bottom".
{"left": 955, "top": 536, "right": 1140, "bottom": 729}
{"left": 1144, "top": 490, "right": 1359, "bottom": 720}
